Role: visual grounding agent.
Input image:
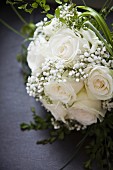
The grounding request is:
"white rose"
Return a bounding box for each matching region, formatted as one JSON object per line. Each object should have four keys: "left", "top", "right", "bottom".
{"left": 44, "top": 79, "right": 83, "bottom": 105}
{"left": 48, "top": 28, "right": 89, "bottom": 64}
{"left": 67, "top": 88, "right": 106, "bottom": 126}
{"left": 80, "top": 28, "right": 101, "bottom": 53}
{"left": 85, "top": 66, "right": 113, "bottom": 100}
{"left": 27, "top": 39, "right": 47, "bottom": 73}
{"left": 41, "top": 100, "right": 68, "bottom": 122}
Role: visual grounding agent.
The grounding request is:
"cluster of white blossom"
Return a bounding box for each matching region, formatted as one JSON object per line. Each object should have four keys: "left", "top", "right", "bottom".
{"left": 26, "top": 3, "right": 113, "bottom": 130}
{"left": 59, "top": 3, "right": 76, "bottom": 20}
{"left": 51, "top": 117, "right": 87, "bottom": 131}
{"left": 102, "top": 99, "right": 113, "bottom": 111}
{"left": 26, "top": 58, "right": 66, "bottom": 101}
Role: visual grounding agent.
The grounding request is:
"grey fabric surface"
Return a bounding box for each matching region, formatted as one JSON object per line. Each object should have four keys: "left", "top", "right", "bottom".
{"left": 0, "top": 2, "right": 112, "bottom": 170}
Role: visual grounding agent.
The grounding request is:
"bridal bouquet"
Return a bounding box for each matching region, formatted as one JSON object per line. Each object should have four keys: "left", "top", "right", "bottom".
{"left": 26, "top": 3, "right": 113, "bottom": 128}
{"left": 6, "top": 0, "right": 113, "bottom": 169}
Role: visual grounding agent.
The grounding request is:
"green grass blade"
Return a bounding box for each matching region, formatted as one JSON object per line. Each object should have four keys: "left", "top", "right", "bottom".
{"left": 78, "top": 6, "right": 113, "bottom": 46}
{"left": 83, "top": 21, "right": 113, "bottom": 57}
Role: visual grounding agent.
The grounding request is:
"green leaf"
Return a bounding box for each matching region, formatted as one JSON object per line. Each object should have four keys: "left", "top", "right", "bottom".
{"left": 32, "top": 2, "right": 38, "bottom": 8}
{"left": 21, "top": 22, "right": 36, "bottom": 37}
{"left": 20, "top": 123, "right": 31, "bottom": 130}
{"left": 84, "top": 160, "right": 92, "bottom": 170}
{"left": 50, "top": 137, "right": 56, "bottom": 143}
{"left": 55, "top": 0, "right": 62, "bottom": 4}
{"left": 46, "top": 13, "right": 54, "bottom": 19}
{"left": 31, "top": 107, "right": 36, "bottom": 113}
{"left": 25, "top": 8, "right": 33, "bottom": 14}
{"left": 59, "top": 18, "right": 66, "bottom": 24}
{"left": 18, "top": 4, "right": 27, "bottom": 10}
{"left": 37, "top": 137, "right": 56, "bottom": 145}
{"left": 44, "top": 5, "right": 50, "bottom": 12}
{"left": 45, "top": 21, "right": 51, "bottom": 26}
{"left": 55, "top": 7, "right": 60, "bottom": 18}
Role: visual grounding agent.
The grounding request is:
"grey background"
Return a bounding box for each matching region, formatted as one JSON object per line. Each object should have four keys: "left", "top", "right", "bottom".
{"left": 0, "top": 1, "right": 112, "bottom": 170}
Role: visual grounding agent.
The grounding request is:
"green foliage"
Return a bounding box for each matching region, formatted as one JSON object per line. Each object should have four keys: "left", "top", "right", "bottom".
{"left": 84, "top": 110, "right": 113, "bottom": 170}
{"left": 21, "top": 107, "right": 71, "bottom": 144}
{"left": 31, "top": 2, "right": 38, "bottom": 9}
{"left": 55, "top": 0, "right": 62, "bottom": 5}
{"left": 7, "top": 0, "right": 49, "bottom": 13}
{"left": 6, "top": 0, "right": 69, "bottom": 13}
{"left": 55, "top": 7, "right": 60, "bottom": 18}
{"left": 46, "top": 13, "right": 54, "bottom": 19}
{"left": 20, "top": 107, "right": 113, "bottom": 168}
{"left": 21, "top": 22, "right": 36, "bottom": 37}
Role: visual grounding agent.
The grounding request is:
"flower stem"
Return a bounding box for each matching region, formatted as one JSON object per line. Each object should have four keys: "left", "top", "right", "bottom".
{"left": 100, "top": 0, "right": 113, "bottom": 18}
{"left": 82, "top": 0, "right": 86, "bottom": 6}
{"left": 101, "top": 0, "right": 113, "bottom": 11}
{"left": 11, "top": 5, "right": 28, "bottom": 25}
{"left": 78, "top": 6, "right": 113, "bottom": 46}
{"left": 59, "top": 133, "right": 88, "bottom": 170}
{"left": 0, "top": 18, "right": 25, "bottom": 38}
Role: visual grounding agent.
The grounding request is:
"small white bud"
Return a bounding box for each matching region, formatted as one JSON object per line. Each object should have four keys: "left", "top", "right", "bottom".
{"left": 76, "top": 78, "right": 80, "bottom": 82}
{"left": 84, "top": 52, "right": 89, "bottom": 57}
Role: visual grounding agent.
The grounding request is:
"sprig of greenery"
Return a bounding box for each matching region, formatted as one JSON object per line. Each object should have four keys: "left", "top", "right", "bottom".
{"left": 84, "top": 110, "right": 113, "bottom": 170}
{"left": 6, "top": 0, "right": 50, "bottom": 13}
{"left": 6, "top": 0, "right": 70, "bottom": 13}
{"left": 20, "top": 107, "right": 71, "bottom": 144}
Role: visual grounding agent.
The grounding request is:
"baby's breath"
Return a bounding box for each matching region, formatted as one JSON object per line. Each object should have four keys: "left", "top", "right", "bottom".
{"left": 26, "top": 58, "right": 66, "bottom": 102}
{"left": 102, "top": 99, "right": 113, "bottom": 111}
{"left": 51, "top": 118, "right": 87, "bottom": 131}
